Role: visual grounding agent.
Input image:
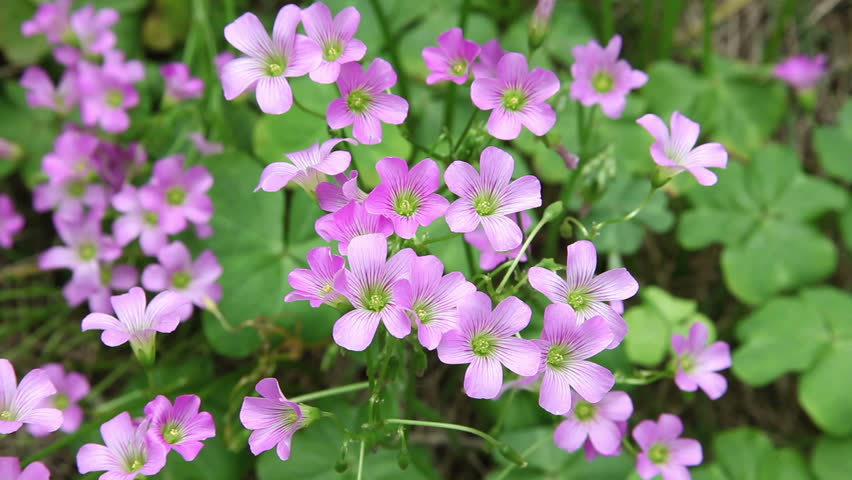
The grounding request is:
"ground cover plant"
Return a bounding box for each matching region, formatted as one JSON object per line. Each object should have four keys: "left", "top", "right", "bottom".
{"left": 0, "top": 0, "right": 850, "bottom": 478}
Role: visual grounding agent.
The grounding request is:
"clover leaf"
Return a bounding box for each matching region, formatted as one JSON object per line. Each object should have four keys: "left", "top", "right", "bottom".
{"left": 813, "top": 100, "right": 852, "bottom": 182}
{"left": 811, "top": 436, "right": 852, "bottom": 480}
{"left": 692, "top": 428, "right": 813, "bottom": 480}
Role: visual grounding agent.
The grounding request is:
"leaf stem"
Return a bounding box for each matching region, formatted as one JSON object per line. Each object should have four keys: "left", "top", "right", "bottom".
{"left": 289, "top": 381, "right": 370, "bottom": 403}
{"left": 293, "top": 96, "right": 326, "bottom": 120}
{"left": 356, "top": 439, "right": 366, "bottom": 480}
{"left": 385, "top": 418, "right": 526, "bottom": 465}
{"left": 451, "top": 108, "right": 479, "bottom": 159}
{"left": 495, "top": 202, "right": 563, "bottom": 294}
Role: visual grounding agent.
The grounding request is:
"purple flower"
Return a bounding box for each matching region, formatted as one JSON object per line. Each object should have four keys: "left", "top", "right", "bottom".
{"left": 161, "top": 62, "right": 205, "bottom": 101}
{"left": 215, "top": 52, "right": 235, "bottom": 76}
{"left": 445, "top": 146, "right": 541, "bottom": 252}
{"left": 528, "top": 0, "right": 555, "bottom": 49}
{"left": 533, "top": 304, "right": 614, "bottom": 415}
{"left": 91, "top": 140, "right": 147, "bottom": 192}
{"left": 470, "top": 52, "right": 559, "bottom": 140}
{"left": 255, "top": 138, "right": 354, "bottom": 193}
{"left": 78, "top": 53, "right": 145, "bottom": 133}
{"left": 52, "top": 5, "right": 118, "bottom": 65}
{"left": 26, "top": 363, "right": 89, "bottom": 436}
{"left": 141, "top": 241, "right": 223, "bottom": 319}
{"left": 422, "top": 27, "right": 481, "bottom": 85}
{"left": 472, "top": 39, "right": 505, "bottom": 79}
{"left": 315, "top": 201, "right": 393, "bottom": 255}
{"left": 139, "top": 155, "right": 213, "bottom": 235}
{"left": 0, "top": 194, "right": 24, "bottom": 249}
{"left": 637, "top": 111, "right": 728, "bottom": 186}
{"left": 20, "top": 66, "right": 77, "bottom": 113}
{"left": 364, "top": 157, "right": 449, "bottom": 238}
{"left": 633, "top": 414, "right": 702, "bottom": 480}
{"left": 396, "top": 255, "right": 476, "bottom": 350}
{"left": 528, "top": 240, "right": 638, "bottom": 348}
{"left": 301, "top": 2, "right": 367, "bottom": 84}
{"left": 0, "top": 457, "right": 50, "bottom": 480}
{"left": 331, "top": 234, "right": 415, "bottom": 351}
{"left": 554, "top": 391, "right": 633, "bottom": 459}
{"left": 437, "top": 293, "right": 540, "bottom": 399}
{"left": 327, "top": 58, "right": 409, "bottom": 145}
{"left": 21, "top": 0, "right": 72, "bottom": 44}
{"left": 81, "top": 287, "right": 189, "bottom": 362}
{"left": 464, "top": 212, "right": 532, "bottom": 270}
{"left": 774, "top": 54, "right": 828, "bottom": 90}
{"left": 112, "top": 185, "right": 168, "bottom": 256}
{"left": 221, "top": 5, "right": 322, "bottom": 114}
{"left": 0, "top": 359, "right": 63, "bottom": 435}
{"left": 285, "top": 247, "right": 346, "bottom": 307}
{"left": 316, "top": 171, "right": 366, "bottom": 212}
{"left": 188, "top": 132, "right": 224, "bottom": 156}
{"left": 672, "top": 323, "right": 731, "bottom": 400}
{"left": 42, "top": 129, "right": 99, "bottom": 184}
{"left": 239, "top": 378, "right": 305, "bottom": 460}
{"left": 33, "top": 177, "right": 107, "bottom": 220}
{"left": 77, "top": 412, "right": 167, "bottom": 479}
{"left": 75, "top": 263, "right": 138, "bottom": 314}
{"left": 570, "top": 35, "right": 648, "bottom": 119}
{"left": 144, "top": 394, "right": 216, "bottom": 461}
{"left": 39, "top": 211, "right": 121, "bottom": 285}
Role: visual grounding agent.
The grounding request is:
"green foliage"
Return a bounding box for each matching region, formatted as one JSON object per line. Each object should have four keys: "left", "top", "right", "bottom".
{"left": 813, "top": 100, "right": 852, "bottom": 182}
{"left": 733, "top": 287, "right": 852, "bottom": 435}
{"left": 623, "top": 286, "right": 714, "bottom": 367}
{"left": 678, "top": 144, "right": 847, "bottom": 304}
{"left": 811, "top": 436, "right": 852, "bottom": 480}
{"left": 0, "top": 0, "right": 49, "bottom": 65}
{"left": 692, "top": 428, "right": 813, "bottom": 480}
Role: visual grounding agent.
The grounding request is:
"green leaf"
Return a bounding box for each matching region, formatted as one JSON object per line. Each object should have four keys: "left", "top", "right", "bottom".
{"left": 697, "top": 428, "right": 811, "bottom": 480}
{"left": 707, "top": 75, "right": 787, "bottom": 157}
{"left": 678, "top": 144, "right": 846, "bottom": 304}
{"left": 642, "top": 61, "right": 706, "bottom": 119}
{"left": 813, "top": 100, "right": 852, "bottom": 182}
{"left": 799, "top": 342, "right": 852, "bottom": 436}
{"left": 0, "top": 0, "right": 49, "bottom": 65}
{"left": 623, "top": 287, "right": 713, "bottom": 367}
{"left": 159, "top": 435, "right": 248, "bottom": 480}
{"left": 811, "top": 436, "right": 852, "bottom": 480}
{"left": 840, "top": 204, "right": 852, "bottom": 252}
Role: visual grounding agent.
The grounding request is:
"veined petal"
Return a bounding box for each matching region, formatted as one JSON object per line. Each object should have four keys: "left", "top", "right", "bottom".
{"left": 224, "top": 13, "right": 273, "bottom": 58}
{"left": 588, "top": 268, "right": 638, "bottom": 301}
{"left": 464, "top": 357, "right": 502, "bottom": 399}
{"left": 480, "top": 215, "right": 522, "bottom": 252}
{"left": 221, "top": 58, "right": 265, "bottom": 100}
{"left": 528, "top": 267, "right": 569, "bottom": 304}
{"left": 332, "top": 309, "right": 382, "bottom": 351}
{"left": 256, "top": 76, "right": 293, "bottom": 115}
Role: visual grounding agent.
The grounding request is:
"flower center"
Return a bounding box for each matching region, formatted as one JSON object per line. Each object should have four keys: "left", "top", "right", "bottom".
{"left": 472, "top": 192, "right": 499, "bottom": 216}
{"left": 106, "top": 89, "right": 124, "bottom": 107}
{"left": 450, "top": 59, "right": 468, "bottom": 76}
{"left": 362, "top": 286, "right": 391, "bottom": 312}
{"left": 471, "top": 333, "right": 496, "bottom": 357}
{"left": 74, "top": 160, "right": 89, "bottom": 173}
{"left": 573, "top": 401, "right": 596, "bottom": 421}
{"left": 567, "top": 290, "right": 589, "bottom": 311}
{"left": 323, "top": 40, "right": 344, "bottom": 61}
{"left": 126, "top": 455, "right": 146, "bottom": 472}
{"left": 679, "top": 354, "right": 695, "bottom": 373}
{"left": 320, "top": 284, "right": 334, "bottom": 295}
{"left": 143, "top": 210, "right": 159, "bottom": 226}
{"left": 100, "top": 266, "right": 113, "bottom": 286}
{"left": 0, "top": 410, "right": 13, "bottom": 420}
{"left": 53, "top": 393, "right": 71, "bottom": 411}
{"left": 266, "top": 57, "right": 287, "bottom": 77}
{"left": 172, "top": 271, "right": 192, "bottom": 289}
{"left": 546, "top": 344, "right": 570, "bottom": 369}
{"left": 283, "top": 408, "right": 300, "bottom": 426}
{"left": 592, "top": 72, "right": 614, "bottom": 93}
{"left": 501, "top": 88, "right": 527, "bottom": 112}
{"left": 347, "top": 88, "right": 372, "bottom": 114}
{"left": 649, "top": 444, "right": 670, "bottom": 464}
{"left": 166, "top": 186, "right": 186, "bottom": 206}
{"left": 412, "top": 301, "right": 434, "bottom": 324}
{"left": 67, "top": 180, "right": 86, "bottom": 198}
{"left": 78, "top": 243, "right": 97, "bottom": 261}
{"left": 163, "top": 422, "right": 184, "bottom": 444}
{"left": 393, "top": 191, "right": 420, "bottom": 217}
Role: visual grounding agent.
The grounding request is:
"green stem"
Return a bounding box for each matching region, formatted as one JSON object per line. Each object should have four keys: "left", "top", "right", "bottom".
{"left": 492, "top": 436, "right": 548, "bottom": 480}
{"left": 614, "top": 368, "right": 671, "bottom": 385}
{"left": 601, "top": 0, "right": 614, "bottom": 40}
{"left": 702, "top": 0, "right": 714, "bottom": 75}
{"left": 622, "top": 437, "right": 638, "bottom": 456}
{"left": 289, "top": 381, "right": 370, "bottom": 403}
{"left": 489, "top": 388, "right": 516, "bottom": 437}
{"left": 420, "top": 232, "right": 461, "bottom": 246}
{"left": 368, "top": 0, "right": 409, "bottom": 100}
{"left": 586, "top": 184, "right": 658, "bottom": 237}
{"left": 356, "top": 439, "right": 366, "bottom": 480}
{"left": 462, "top": 235, "right": 477, "bottom": 277}
{"left": 293, "top": 96, "right": 326, "bottom": 120}
{"left": 451, "top": 109, "right": 479, "bottom": 159}
{"left": 444, "top": 82, "right": 457, "bottom": 136}
{"left": 495, "top": 203, "right": 561, "bottom": 294}
{"left": 385, "top": 418, "right": 526, "bottom": 465}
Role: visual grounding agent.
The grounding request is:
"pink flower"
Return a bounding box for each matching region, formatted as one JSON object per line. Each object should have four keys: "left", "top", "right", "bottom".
{"left": 396, "top": 255, "right": 476, "bottom": 350}
{"left": 68, "top": 262, "right": 138, "bottom": 314}
{"left": 445, "top": 146, "right": 541, "bottom": 252}
{"left": 773, "top": 54, "right": 828, "bottom": 90}
{"left": 533, "top": 304, "right": 614, "bottom": 415}
{"left": 141, "top": 241, "right": 223, "bottom": 319}
{"left": 528, "top": 240, "right": 638, "bottom": 348}
{"left": 188, "top": 132, "right": 224, "bottom": 156}
{"left": 215, "top": 51, "right": 235, "bottom": 76}
{"left": 637, "top": 111, "right": 728, "bottom": 186}
{"left": 0, "top": 139, "right": 19, "bottom": 160}
{"left": 554, "top": 391, "right": 633, "bottom": 459}
{"left": 422, "top": 27, "right": 481, "bottom": 85}
{"left": 316, "top": 171, "right": 366, "bottom": 212}
{"left": 144, "top": 394, "right": 216, "bottom": 461}
{"left": 77, "top": 52, "right": 145, "bottom": 133}
{"left": 285, "top": 247, "right": 346, "bottom": 307}
{"left": 239, "top": 378, "right": 305, "bottom": 460}
{"left": 111, "top": 185, "right": 168, "bottom": 256}
{"left": 0, "top": 359, "right": 63, "bottom": 435}
{"left": 364, "top": 157, "right": 449, "bottom": 238}
{"left": 52, "top": 5, "right": 119, "bottom": 66}
{"left": 255, "top": 138, "right": 354, "bottom": 193}
{"left": 26, "top": 363, "right": 89, "bottom": 436}
{"left": 437, "top": 293, "right": 540, "bottom": 399}
{"left": 327, "top": 58, "right": 409, "bottom": 145}
{"left": 633, "top": 414, "right": 702, "bottom": 480}
{"left": 0, "top": 194, "right": 24, "bottom": 249}
{"left": 332, "top": 234, "right": 415, "bottom": 351}
{"left": 161, "top": 62, "right": 205, "bottom": 101}
{"left": 0, "top": 457, "right": 50, "bottom": 480}
{"left": 672, "top": 323, "right": 731, "bottom": 400}
{"left": 39, "top": 211, "right": 121, "bottom": 286}
{"left": 470, "top": 52, "right": 559, "bottom": 140}
{"left": 570, "top": 35, "right": 648, "bottom": 119}
{"left": 77, "top": 412, "right": 167, "bottom": 479}
{"left": 315, "top": 201, "right": 393, "bottom": 255}
{"left": 81, "top": 287, "right": 189, "bottom": 362}
{"left": 21, "top": 0, "right": 72, "bottom": 44}
{"left": 138, "top": 155, "right": 214, "bottom": 235}
{"left": 33, "top": 177, "right": 107, "bottom": 220}
{"left": 464, "top": 212, "right": 532, "bottom": 270}
{"left": 20, "top": 66, "right": 77, "bottom": 114}
{"left": 471, "top": 39, "right": 505, "bottom": 79}
{"left": 301, "top": 2, "right": 367, "bottom": 84}
{"left": 41, "top": 129, "right": 100, "bottom": 185}
{"left": 221, "top": 5, "right": 322, "bottom": 114}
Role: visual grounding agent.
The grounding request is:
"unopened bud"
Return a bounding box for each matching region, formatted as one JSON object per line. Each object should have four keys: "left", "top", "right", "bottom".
{"left": 651, "top": 166, "right": 674, "bottom": 189}
{"left": 130, "top": 334, "right": 157, "bottom": 366}
{"left": 335, "top": 441, "right": 349, "bottom": 473}
{"left": 542, "top": 201, "right": 564, "bottom": 222}
{"left": 528, "top": 0, "right": 555, "bottom": 51}
{"left": 398, "top": 427, "right": 410, "bottom": 470}
{"left": 0, "top": 139, "right": 22, "bottom": 161}
{"left": 498, "top": 443, "right": 528, "bottom": 467}
{"left": 555, "top": 145, "right": 579, "bottom": 169}
{"left": 299, "top": 404, "right": 322, "bottom": 427}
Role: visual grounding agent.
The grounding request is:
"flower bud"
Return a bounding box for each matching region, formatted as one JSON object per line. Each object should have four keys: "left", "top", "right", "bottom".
{"left": 398, "top": 427, "right": 410, "bottom": 470}
{"left": 335, "top": 441, "right": 349, "bottom": 473}
{"left": 528, "top": 0, "right": 555, "bottom": 51}
{"left": 130, "top": 333, "right": 157, "bottom": 366}
{"left": 542, "top": 201, "right": 564, "bottom": 222}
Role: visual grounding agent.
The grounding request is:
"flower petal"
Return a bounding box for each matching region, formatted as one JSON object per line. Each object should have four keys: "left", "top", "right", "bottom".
{"left": 464, "top": 357, "right": 502, "bottom": 399}
{"left": 256, "top": 76, "right": 293, "bottom": 115}
{"left": 333, "top": 309, "right": 381, "bottom": 351}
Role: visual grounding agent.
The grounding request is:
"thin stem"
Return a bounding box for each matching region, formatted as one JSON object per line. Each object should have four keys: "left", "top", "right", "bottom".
{"left": 289, "top": 381, "right": 370, "bottom": 403}
{"left": 489, "top": 388, "right": 516, "bottom": 437}
{"left": 492, "top": 436, "right": 548, "bottom": 480}
{"left": 293, "top": 96, "right": 326, "bottom": 120}
{"left": 587, "top": 184, "right": 658, "bottom": 237}
{"left": 702, "top": 0, "right": 714, "bottom": 75}
{"left": 463, "top": 235, "right": 477, "bottom": 277}
{"left": 451, "top": 109, "right": 479, "bottom": 159}
{"left": 495, "top": 213, "right": 551, "bottom": 294}
{"left": 386, "top": 419, "right": 502, "bottom": 448}
{"left": 368, "top": 0, "right": 409, "bottom": 100}
{"left": 622, "top": 437, "right": 638, "bottom": 456}
{"left": 420, "top": 232, "right": 461, "bottom": 246}
{"left": 444, "top": 82, "right": 457, "bottom": 137}
{"left": 601, "top": 0, "right": 614, "bottom": 40}
{"left": 356, "top": 439, "right": 366, "bottom": 480}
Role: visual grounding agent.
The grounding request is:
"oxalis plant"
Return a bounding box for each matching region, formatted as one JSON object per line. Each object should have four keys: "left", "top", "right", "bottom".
{"left": 1, "top": 0, "right": 849, "bottom": 479}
